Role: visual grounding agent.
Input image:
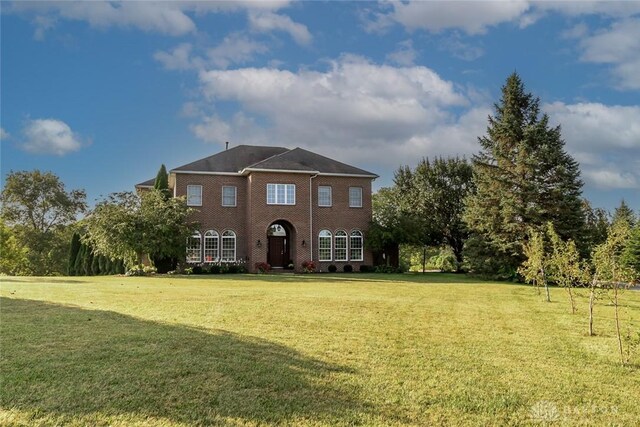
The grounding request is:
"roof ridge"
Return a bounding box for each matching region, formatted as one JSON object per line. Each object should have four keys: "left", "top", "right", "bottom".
{"left": 244, "top": 147, "right": 293, "bottom": 170}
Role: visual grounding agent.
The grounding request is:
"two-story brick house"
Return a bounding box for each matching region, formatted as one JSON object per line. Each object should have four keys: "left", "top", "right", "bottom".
{"left": 136, "top": 145, "right": 377, "bottom": 273}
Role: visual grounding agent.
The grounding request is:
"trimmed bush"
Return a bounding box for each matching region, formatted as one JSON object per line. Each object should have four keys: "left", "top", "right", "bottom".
{"left": 191, "top": 265, "right": 203, "bottom": 275}
{"left": 343, "top": 264, "right": 353, "bottom": 273}
{"left": 328, "top": 264, "right": 337, "bottom": 273}
{"left": 208, "top": 264, "right": 222, "bottom": 274}
{"left": 359, "top": 265, "right": 373, "bottom": 273}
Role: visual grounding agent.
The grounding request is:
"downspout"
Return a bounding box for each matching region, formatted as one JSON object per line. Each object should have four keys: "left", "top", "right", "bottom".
{"left": 309, "top": 173, "right": 318, "bottom": 263}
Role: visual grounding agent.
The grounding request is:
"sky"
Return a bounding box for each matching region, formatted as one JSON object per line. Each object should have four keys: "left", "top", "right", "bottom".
{"left": 1, "top": 0, "right": 639, "bottom": 212}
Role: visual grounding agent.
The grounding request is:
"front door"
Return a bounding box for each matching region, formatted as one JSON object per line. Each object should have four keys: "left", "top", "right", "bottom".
{"left": 268, "top": 236, "right": 288, "bottom": 268}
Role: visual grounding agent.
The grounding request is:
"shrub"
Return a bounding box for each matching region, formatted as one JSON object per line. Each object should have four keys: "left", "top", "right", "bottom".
{"left": 208, "top": 264, "right": 221, "bottom": 274}
{"left": 191, "top": 265, "right": 203, "bottom": 275}
{"left": 255, "top": 262, "right": 271, "bottom": 274}
{"left": 359, "top": 265, "right": 373, "bottom": 273}
{"left": 328, "top": 264, "right": 337, "bottom": 273}
{"left": 125, "top": 264, "right": 145, "bottom": 276}
{"left": 143, "top": 265, "right": 157, "bottom": 275}
{"left": 374, "top": 265, "right": 395, "bottom": 274}
{"left": 301, "top": 261, "right": 316, "bottom": 273}
{"left": 343, "top": 264, "right": 353, "bottom": 273}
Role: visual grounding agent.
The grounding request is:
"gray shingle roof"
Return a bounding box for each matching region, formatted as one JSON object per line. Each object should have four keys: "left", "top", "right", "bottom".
{"left": 134, "top": 145, "right": 378, "bottom": 186}
{"left": 172, "top": 145, "right": 289, "bottom": 173}
{"left": 246, "top": 147, "right": 377, "bottom": 176}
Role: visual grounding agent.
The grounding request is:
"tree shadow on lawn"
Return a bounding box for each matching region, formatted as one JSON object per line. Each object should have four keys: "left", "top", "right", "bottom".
{"left": 1, "top": 297, "right": 373, "bottom": 425}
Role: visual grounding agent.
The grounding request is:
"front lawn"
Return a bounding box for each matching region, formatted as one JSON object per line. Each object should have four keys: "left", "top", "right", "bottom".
{"left": 1, "top": 274, "right": 638, "bottom": 426}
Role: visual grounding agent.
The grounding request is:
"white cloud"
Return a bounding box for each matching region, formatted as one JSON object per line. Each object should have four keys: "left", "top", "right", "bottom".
{"left": 21, "top": 118, "right": 85, "bottom": 156}
{"left": 9, "top": 1, "right": 296, "bottom": 39}
{"left": 207, "top": 33, "right": 269, "bottom": 69}
{"left": 386, "top": 39, "right": 418, "bottom": 66}
{"left": 0, "top": 128, "right": 10, "bottom": 140}
{"left": 248, "top": 10, "right": 312, "bottom": 45}
{"left": 545, "top": 102, "right": 640, "bottom": 189}
{"left": 577, "top": 18, "right": 640, "bottom": 90}
{"left": 192, "top": 56, "right": 475, "bottom": 168}
{"left": 375, "top": 0, "right": 531, "bottom": 35}
{"left": 153, "top": 43, "right": 200, "bottom": 71}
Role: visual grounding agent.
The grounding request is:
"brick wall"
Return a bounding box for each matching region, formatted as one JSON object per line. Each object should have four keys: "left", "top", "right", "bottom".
{"left": 173, "top": 171, "right": 374, "bottom": 272}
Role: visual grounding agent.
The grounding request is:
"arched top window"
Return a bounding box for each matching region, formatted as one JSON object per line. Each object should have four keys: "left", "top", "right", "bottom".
{"left": 318, "top": 230, "right": 332, "bottom": 261}
{"left": 203, "top": 230, "right": 219, "bottom": 263}
{"left": 334, "top": 230, "right": 348, "bottom": 261}
{"left": 221, "top": 230, "right": 236, "bottom": 261}
{"left": 350, "top": 230, "right": 363, "bottom": 261}
{"left": 186, "top": 231, "right": 202, "bottom": 263}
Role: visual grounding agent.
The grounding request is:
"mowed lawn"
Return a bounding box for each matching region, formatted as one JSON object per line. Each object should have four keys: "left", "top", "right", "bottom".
{"left": 1, "top": 274, "right": 639, "bottom": 426}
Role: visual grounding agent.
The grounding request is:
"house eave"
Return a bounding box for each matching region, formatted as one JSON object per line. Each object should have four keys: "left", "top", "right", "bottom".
{"left": 170, "top": 170, "right": 243, "bottom": 176}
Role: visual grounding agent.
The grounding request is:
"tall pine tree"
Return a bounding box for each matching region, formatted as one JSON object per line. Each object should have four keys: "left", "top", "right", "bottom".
{"left": 68, "top": 232, "right": 81, "bottom": 276}
{"left": 464, "top": 73, "right": 585, "bottom": 277}
{"left": 154, "top": 164, "right": 170, "bottom": 200}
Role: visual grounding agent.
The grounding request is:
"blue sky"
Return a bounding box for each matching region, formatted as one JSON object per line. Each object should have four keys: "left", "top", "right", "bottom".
{"left": 1, "top": 1, "right": 639, "bottom": 212}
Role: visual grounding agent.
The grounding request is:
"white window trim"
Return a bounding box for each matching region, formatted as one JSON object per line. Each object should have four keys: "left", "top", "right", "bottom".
{"left": 222, "top": 186, "right": 237, "bottom": 207}
{"left": 186, "top": 185, "right": 203, "bottom": 207}
{"left": 350, "top": 230, "right": 364, "bottom": 261}
{"left": 349, "top": 186, "right": 363, "bottom": 208}
{"left": 334, "top": 230, "right": 348, "bottom": 261}
{"left": 318, "top": 230, "right": 332, "bottom": 262}
{"left": 267, "top": 183, "right": 296, "bottom": 205}
{"left": 318, "top": 186, "right": 332, "bottom": 207}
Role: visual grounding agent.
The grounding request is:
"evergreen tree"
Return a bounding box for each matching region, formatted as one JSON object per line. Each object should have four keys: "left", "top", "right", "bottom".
{"left": 104, "top": 257, "right": 113, "bottom": 275}
{"left": 464, "top": 73, "right": 585, "bottom": 277}
{"left": 583, "top": 200, "right": 609, "bottom": 254}
{"left": 153, "top": 164, "right": 170, "bottom": 199}
{"left": 612, "top": 199, "right": 636, "bottom": 227}
{"left": 98, "top": 255, "right": 107, "bottom": 275}
{"left": 621, "top": 224, "right": 640, "bottom": 281}
{"left": 68, "top": 232, "right": 82, "bottom": 276}
{"left": 74, "top": 244, "right": 86, "bottom": 276}
{"left": 91, "top": 253, "right": 100, "bottom": 276}
{"left": 83, "top": 246, "right": 94, "bottom": 276}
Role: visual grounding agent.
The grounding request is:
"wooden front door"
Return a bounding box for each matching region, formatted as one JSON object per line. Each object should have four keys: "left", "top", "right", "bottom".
{"left": 268, "top": 236, "right": 288, "bottom": 268}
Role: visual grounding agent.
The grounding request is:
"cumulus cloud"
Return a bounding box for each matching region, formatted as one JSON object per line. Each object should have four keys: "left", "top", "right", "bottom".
{"left": 21, "top": 118, "right": 85, "bottom": 155}
{"left": 191, "top": 56, "right": 477, "bottom": 168}
{"left": 9, "top": 1, "right": 298, "bottom": 39}
{"left": 207, "top": 33, "right": 269, "bottom": 69}
{"left": 248, "top": 10, "right": 312, "bottom": 45}
{"left": 386, "top": 39, "right": 418, "bottom": 66}
{"left": 577, "top": 18, "right": 640, "bottom": 90}
{"left": 545, "top": 102, "right": 640, "bottom": 189}
{"left": 366, "top": 0, "right": 640, "bottom": 35}
{"left": 0, "top": 128, "right": 10, "bottom": 140}
{"left": 153, "top": 43, "right": 200, "bottom": 71}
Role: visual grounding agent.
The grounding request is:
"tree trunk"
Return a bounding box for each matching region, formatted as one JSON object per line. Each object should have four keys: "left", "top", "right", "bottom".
{"left": 613, "top": 285, "right": 624, "bottom": 365}
{"left": 422, "top": 246, "right": 426, "bottom": 274}
{"left": 588, "top": 284, "right": 595, "bottom": 336}
{"left": 542, "top": 267, "right": 550, "bottom": 302}
{"left": 567, "top": 286, "right": 576, "bottom": 314}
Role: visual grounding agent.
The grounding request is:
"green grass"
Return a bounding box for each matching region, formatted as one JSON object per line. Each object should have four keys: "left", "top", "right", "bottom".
{"left": 1, "top": 273, "right": 639, "bottom": 426}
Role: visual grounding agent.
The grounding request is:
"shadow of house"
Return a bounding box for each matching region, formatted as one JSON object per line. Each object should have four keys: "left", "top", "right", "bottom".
{"left": 1, "top": 298, "right": 367, "bottom": 425}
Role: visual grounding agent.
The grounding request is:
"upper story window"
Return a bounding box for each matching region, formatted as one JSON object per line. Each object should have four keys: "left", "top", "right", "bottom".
{"left": 267, "top": 184, "right": 296, "bottom": 205}
{"left": 186, "top": 185, "right": 202, "bottom": 206}
{"left": 318, "top": 186, "right": 332, "bottom": 207}
{"left": 222, "top": 186, "right": 237, "bottom": 207}
{"left": 349, "top": 187, "right": 363, "bottom": 208}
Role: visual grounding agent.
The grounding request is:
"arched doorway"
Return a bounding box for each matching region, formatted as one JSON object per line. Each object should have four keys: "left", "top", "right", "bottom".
{"left": 267, "top": 221, "right": 294, "bottom": 268}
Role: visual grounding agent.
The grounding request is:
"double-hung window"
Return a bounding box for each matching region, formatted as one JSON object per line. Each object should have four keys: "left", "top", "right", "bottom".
{"left": 203, "top": 230, "right": 219, "bottom": 262}
{"left": 349, "top": 187, "right": 363, "bottom": 208}
{"left": 350, "top": 230, "right": 364, "bottom": 261}
{"left": 318, "top": 186, "right": 332, "bottom": 207}
{"left": 221, "top": 230, "right": 236, "bottom": 261}
{"left": 334, "top": 231, "right": 347, "bottom": 261}
{"left": 318, "top": 230, "right": 332, "bottom": 261}
{"left": 222, "top": 186, "right": 237, "bottom": 207}
{"left": 186, "top": 232, "right": 202, "bottom": 263}
{"left": 187, "top": 185, "right": 202, "bottom": 206}
{"left": 267, "top": 184, "right": 296, "bottom": 205}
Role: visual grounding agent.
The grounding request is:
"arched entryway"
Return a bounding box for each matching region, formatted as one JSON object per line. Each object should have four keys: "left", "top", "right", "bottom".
{"left": 267, "top": 220, "right": 295, "bottom": 268}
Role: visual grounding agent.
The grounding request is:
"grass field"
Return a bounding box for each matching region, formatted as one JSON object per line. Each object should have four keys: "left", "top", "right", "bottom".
{"left": 1, "top": 273, "right": 639, "bottom": 426}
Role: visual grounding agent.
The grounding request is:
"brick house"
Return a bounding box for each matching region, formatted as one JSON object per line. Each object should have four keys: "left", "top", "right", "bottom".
{"left": 136, "top": 145, "right": 378, "bottom": 273}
